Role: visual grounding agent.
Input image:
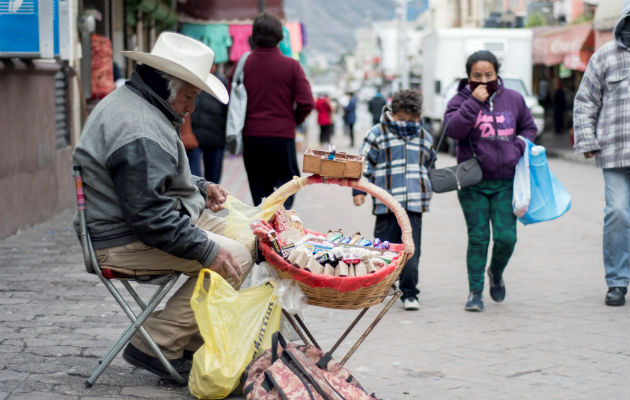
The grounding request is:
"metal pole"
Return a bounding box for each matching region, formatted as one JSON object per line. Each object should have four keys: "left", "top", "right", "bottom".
{"left": 259, "top": 0, "right": 265, "bottom": 12}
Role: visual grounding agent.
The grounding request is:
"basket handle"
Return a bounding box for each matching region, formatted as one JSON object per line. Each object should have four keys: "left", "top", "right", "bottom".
{"left": 265, "top": 175, "right": 415, "bottom": 255}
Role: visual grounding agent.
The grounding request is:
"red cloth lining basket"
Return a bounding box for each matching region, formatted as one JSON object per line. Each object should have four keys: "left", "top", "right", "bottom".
{"left": 258, "top": 175, "right": 414, "bottom": 310}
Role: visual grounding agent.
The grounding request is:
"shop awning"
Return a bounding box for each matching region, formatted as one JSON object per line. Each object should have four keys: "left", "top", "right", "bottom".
{"left": 177, "top": 0, "right": 284, "bottom": 22}
{"left": 533, "top": 22, "right": 593, "bottom": 70}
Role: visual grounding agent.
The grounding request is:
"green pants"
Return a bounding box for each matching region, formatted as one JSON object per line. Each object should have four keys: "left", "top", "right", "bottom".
{"left": 457, "top": 179, "right": 517, "bottom": 292}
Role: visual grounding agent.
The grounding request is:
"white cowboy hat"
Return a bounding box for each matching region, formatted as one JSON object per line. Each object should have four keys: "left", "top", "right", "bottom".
{"left": 122, "top": 32, "right": 229, "bottom": 104}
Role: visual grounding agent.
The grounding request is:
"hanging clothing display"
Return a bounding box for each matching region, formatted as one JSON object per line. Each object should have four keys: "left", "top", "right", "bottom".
{"left": 300, "top": 23, "right": 307, "bottom": 47}
{"left": 279, "top": 26, "right": 292, "bottom": 57}
{"left": 180, "top": 23, "right": 232, "bottom": 64}
{"left": 286, "top": 21, "right": 303, "bottom": 59}
{"left": 229, "top": 24, "right": 253, "bottom": 62}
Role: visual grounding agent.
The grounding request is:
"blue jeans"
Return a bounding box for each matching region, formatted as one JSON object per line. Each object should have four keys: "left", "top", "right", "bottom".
{"left": 186, "top": 148, "right": 203, "bottom": 177}
{"left": 374, "top": 212, "right": 422, "bottom": 301}
{"left": 603, "top": 167, "right": 630, "bottom": 288}
{"left": 199, "top": 145, "right": 225, "bottom": 183}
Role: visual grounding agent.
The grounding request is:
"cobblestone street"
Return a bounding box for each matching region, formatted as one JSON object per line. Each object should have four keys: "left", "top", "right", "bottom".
{"left": 1, "top": 145, "right": 629, "bottom": 399}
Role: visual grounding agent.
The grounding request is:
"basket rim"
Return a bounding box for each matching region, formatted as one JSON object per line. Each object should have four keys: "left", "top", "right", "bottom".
{"left": 259, "top": 237, "right": 404, "bottom": 293}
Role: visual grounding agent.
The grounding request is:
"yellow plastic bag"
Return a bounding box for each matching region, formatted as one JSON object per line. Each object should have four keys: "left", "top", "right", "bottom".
{"left": 188, "top": 269, "right": 282, "bottom": 399}
{"left": 223, "top": 194, "right": 288, "bottom": 255}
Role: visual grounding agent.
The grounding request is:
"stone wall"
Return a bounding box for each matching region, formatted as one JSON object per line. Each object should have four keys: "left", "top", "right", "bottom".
{"left": 0, "top": 60, "right": 75, "bottom": 238}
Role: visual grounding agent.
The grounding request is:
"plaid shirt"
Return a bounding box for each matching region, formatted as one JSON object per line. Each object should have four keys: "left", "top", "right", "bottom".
{"left": 355, "top": 108, "right": 435, "bottom": 215}
{"left": 573, "top": 26, "right": 630, "bottom": 168}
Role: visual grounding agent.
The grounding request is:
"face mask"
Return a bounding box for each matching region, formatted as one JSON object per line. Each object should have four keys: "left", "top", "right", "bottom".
{"left": 469, "top": 79, "right": 499, "bottom": 97}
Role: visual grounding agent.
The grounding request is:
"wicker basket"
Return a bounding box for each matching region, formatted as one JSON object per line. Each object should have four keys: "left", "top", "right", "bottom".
{"left": 302, "top": 149, "right": 365, "bottom": 179}
{"left": 259, "top": 175, "right": 414, "bottom": 310}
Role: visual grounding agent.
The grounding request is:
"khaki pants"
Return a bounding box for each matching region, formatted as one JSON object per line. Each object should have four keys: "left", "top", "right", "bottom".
{"left": 96, "top": 212, "right": 253, "bottom": 359}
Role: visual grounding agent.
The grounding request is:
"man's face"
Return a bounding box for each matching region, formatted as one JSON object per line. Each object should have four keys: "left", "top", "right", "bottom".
{"left": 170, "top": 83, "right": 201, "bottom": 118}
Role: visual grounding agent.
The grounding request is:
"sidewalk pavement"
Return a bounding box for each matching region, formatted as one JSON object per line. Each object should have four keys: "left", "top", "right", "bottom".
{"left": 537, "top": 130, "right": 590, "bottom": 165}
{"left": 1, "top": 141, "right": 628, "bottom": 399}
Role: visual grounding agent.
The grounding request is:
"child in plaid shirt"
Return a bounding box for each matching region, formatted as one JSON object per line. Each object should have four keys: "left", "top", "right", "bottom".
{"left": 353, "top": 89, "right": 434, "bottom": 310}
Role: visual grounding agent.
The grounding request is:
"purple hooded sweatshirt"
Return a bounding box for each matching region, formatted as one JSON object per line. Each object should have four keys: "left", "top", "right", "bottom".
{"left": 443, "top": 78, "right": 537, "bottom": 181}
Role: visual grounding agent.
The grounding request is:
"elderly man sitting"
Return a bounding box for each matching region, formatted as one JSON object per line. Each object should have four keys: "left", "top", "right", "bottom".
{"left": 73, "top": 32, "right": 253, "bottom": 379}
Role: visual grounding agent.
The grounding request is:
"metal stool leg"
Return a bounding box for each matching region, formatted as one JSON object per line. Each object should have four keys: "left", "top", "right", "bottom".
{"left": 282, "top": 310, "right": 312, "bottom": 346}
{"left": 282, "top": 286, "right": 402, "bottom": 366}
{"left": 339, "top": 289, "right": 401, "bottom": 365}
{"left": 86, "top": 275, "right": 183, "bottom": 386}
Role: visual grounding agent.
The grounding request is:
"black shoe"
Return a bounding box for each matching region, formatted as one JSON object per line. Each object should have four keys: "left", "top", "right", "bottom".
{"left": 465, "top": 291, "right": 484, "bottom": 312}
{"left": 487, "top": 270, "right": 506, "bottom": 303}
{"left": 605, "top": 287, "right": 627, "bottom": 306}
{"left": 183, "top": 349, "right": 195, "bottom": 361}
{"left": 122, "top": 343, "right": 191, "bottom": 379}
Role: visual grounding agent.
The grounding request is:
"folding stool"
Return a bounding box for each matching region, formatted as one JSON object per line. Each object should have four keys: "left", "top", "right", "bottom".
{"left": 73, "top": 165, "right": 187, "bottom": 387}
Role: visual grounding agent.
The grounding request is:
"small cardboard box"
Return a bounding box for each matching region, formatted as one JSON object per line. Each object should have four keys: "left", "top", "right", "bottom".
{"left": 302, "top": 149, "right": 365, "bottom": 179}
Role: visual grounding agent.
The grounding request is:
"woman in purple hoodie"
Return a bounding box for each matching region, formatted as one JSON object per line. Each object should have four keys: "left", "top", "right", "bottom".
{"left": 443, "top": 50, "right": 537, "bottom": 312}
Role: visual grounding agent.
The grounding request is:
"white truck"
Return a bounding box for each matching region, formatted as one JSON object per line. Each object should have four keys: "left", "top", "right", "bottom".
{"left": 421, "top": 28, "right": 545, "bottom": 152}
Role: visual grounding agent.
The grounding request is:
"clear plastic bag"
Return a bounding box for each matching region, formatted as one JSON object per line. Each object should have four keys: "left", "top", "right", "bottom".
{"left": 513, "top": 136, "right": 531, "bottom": 218}
{"left": 240, "top": 262, "right": 307, "bottom": 341}
{"left": 222, "top": 195, "right": 288, "bottom": 256}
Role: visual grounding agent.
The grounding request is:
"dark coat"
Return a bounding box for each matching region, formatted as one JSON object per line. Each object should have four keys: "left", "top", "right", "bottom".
{"left": 368, "top": 95, "right": 387, "bottom": 123}
{"left": 231, "top": 47, "right": 314, "bottom": 139}
{"left": 343, "top": 96, "right": 357, "bottom": 125}
{"left": 191, "top": 74, "right": 228, "bottom": 147}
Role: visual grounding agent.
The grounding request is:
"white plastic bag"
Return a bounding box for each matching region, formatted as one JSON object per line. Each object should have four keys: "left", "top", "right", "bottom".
{"left": 225, "top": 52, "right": 249, "bottom": 156}
{"left": 239, "top": 262, "right": 307, "bottom": 342}
{"left": 513, "top": 136, "right": 531, "bottom": 218}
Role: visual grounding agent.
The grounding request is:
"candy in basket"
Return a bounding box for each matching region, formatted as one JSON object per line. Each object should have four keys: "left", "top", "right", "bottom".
{"left": 247, "top": 175, "right": 414, "bottom": 310}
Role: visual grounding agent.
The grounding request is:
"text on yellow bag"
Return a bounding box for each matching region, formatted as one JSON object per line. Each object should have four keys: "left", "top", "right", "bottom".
{"left": 188, "top": 269, "right": 282, "bottom": 399}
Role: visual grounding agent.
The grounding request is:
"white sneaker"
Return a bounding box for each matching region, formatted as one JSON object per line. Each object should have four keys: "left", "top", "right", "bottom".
{"left": 403, "top": 298, "right": 419, "bottom": 311}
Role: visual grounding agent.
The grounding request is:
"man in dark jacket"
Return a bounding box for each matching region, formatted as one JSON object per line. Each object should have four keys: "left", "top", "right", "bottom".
{"left": 368, "top": 90, "right": 387, "bottom": 125}
{"left": 73, "top": 32, "right": 253, "bottom": 379}
{"left": 192, "top": 65, "right": 228, "bottom": 183}
{"left": 232, "top": 12, "right": 314, "bottom": 209}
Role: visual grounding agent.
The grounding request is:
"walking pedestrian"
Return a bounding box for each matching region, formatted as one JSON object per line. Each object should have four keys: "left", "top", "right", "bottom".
{"left": 343, "top": 92, "right": 358, "bottom": 147}
{"left": 191, "top": 66, "right": 228, "bottom": 184}
{"left": 443, "top": 50, "right": 537, "bottom": 312}
{"left": 232, "top": 12, "right": 314, "bottom": 209}
{"left": 352, "top": 89, "right": 434, "bottom": 311}
{"left": 553, "top": 81, "right": 566, "bottom": 134}
{"left": 573, "top": 8, "right": 630, "bottom": 307}
{"left": 315, "top": 93, "right": 333, "bottom": 145}
{"left": 368, "top": 89, "right": 387, "bottom": 125}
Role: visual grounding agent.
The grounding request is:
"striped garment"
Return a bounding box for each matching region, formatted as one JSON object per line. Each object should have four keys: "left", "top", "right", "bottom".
{"left": 356, "top": 107, "right": 435, "bottom": 215}
{"left": 573, "top": 15, "right": 630, "bottom": 169}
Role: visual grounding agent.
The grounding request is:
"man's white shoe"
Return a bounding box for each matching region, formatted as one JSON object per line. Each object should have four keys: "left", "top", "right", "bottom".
{"left": 403, "top": 298, "right": 419, "bottom": 311}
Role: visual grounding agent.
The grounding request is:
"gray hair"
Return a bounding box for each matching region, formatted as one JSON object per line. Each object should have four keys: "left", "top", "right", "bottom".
{"left": 160, "top": 72, "right": 185, "bottom": 103}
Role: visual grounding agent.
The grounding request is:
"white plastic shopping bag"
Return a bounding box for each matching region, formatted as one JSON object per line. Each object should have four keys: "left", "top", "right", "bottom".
{"left": 226, "top": 52, "right": 250, "bottom": 156}
{"left": 512, "top": 136, "right": 531, "bottom": 218}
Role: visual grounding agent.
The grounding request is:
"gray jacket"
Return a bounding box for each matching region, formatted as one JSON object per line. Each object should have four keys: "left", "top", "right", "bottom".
{"left": 72, "top": 72, "right": 219, "bottom": 266}
{"left": 573, "top": 9, "right": 630, "bottom": 168}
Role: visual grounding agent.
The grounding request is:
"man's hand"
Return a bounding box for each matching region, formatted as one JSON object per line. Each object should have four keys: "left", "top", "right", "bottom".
{"left": 353, "top": 194, "right": 366, "bottom": 207}
{"left": 583, "top": 151, "right": 596, "bottom": 159}
{"left": 472, "top": 84, "right": 489, "bottom": 103}
{"left": 208, "top": 246, "right": 242, "bottom": 284}
{"left": 206, "top": 184, "right": 229, "bottom": 212}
